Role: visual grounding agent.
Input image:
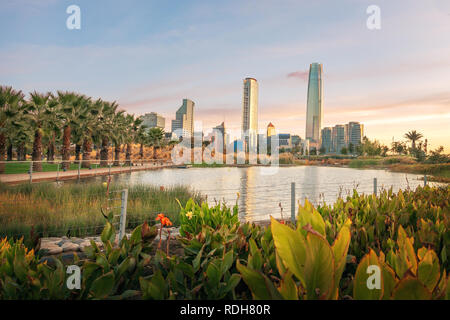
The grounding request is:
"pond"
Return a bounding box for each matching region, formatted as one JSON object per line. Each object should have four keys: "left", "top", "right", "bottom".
{"left": 76, "top": 165, "right": 438, "bottom": 222}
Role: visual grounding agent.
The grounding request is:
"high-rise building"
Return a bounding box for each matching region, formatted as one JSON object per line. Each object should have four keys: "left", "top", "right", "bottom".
{"left": 332, "top": 125, "right": 347, "bottom": 154}
{"left": 347, "top": 121, "right": 364, "bottom": 153}
{"left": 212, "top": 122, "right": 226, "bottom": 147}
{"left": 321, "top": 127, "right": 333, "bottom": 153}
{"left": 267, "top": 122, "right": 275, "bottom": 137}
{"left": 305, "top": 63, "right": 323, "bottom": 149}
{"left": 242, "top": 78, "right": 258, "bottom": 152}
{"left": 171, "top": 99, "right": 195, "bottom": 138}
{"left": 142, "top": 112, "right": 165, "bottom": 130}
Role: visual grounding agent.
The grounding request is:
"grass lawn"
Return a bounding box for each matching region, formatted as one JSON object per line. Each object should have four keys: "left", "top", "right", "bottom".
{"left": 2, "top": 161, "right": 132, "bottom": 174}
{"left": 0, "top": 181, "right": 202, "bottom": 244}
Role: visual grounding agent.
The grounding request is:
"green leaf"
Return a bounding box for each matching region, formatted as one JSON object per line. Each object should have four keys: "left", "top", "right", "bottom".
{"left": 90, "top": 271, "right": 115, "bottom": 299}
{"left": 418, "top": 249, "right": 440, "bottom": 292}
{"left": 392, "top": 277, "right": 432, "bottom": 300}
{"left": 271, "top": 217, "right": 306, "bottom": 286}
{"left": 236, "top": 260, "right": 283, "bottom": 300}
{"left": 304, "top": 232, "right": 335, "bottom": 300}
{"left": 297, "top": 199, "right": 326, "bottom": 237}
{"left": 331, "top": 224, "right": 351, "bottom": 299}
{"left": 353, "top": 249, "right": 383, "bottom": 300}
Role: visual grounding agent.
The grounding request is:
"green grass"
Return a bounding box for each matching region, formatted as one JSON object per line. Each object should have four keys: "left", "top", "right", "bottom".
{"left": 0, "top": 181, "right": 202, "bottom": 242}
{"left": 191, "top": 162, "right": 226, "bottom": 168}
{"left": 348, "top": 158, "right": 381, "bottom": 168}
{"left": 2, "top": 161, "right": 135, "bottom": 174}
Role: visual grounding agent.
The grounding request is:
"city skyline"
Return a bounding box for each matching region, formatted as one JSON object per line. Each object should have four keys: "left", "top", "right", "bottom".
{"left": 1, "top": 1, "right": 449, "bottom": 151}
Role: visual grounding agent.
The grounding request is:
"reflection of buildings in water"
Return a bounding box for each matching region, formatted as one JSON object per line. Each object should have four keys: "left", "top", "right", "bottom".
{"left": 299, "top": 166, "right": 320, "bottom": 206}
{"left": 238, "top": 167, "right": 260, "bottom": 222}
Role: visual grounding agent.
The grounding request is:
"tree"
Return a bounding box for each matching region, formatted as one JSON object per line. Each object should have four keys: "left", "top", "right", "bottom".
{"left": 391, "top": 141, "right": 407, "bottom": 155}
{"left": 25, "top": 92, "right": 52, "bottom": 172}
{"left": 0, "top": 86, "right": 25, "bottom": 172}
{"left": 340, "top": 147, "right": 348, "bottom": 155}
{"left": 57, "top": 91, "right": 80, "bottom": 170}
{"left": 404, "top": 130, "right": 423, "bottom": 150}
{"left": 148, "top": 127, "right": 165, "bottom": 160}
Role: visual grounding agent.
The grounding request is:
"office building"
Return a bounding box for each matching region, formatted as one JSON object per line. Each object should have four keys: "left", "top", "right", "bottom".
{"left": 171, "top": 99, "right": 195, "bottom": 138}
{"left": 321, "top": 127, "right": 333, "bottom": 153}
{"left": 305, "top": 63, "right": 323, "bottom": 149}
{"left": 347, "top": 121, "right": 364, "bottom": 153}
{"left": 332, "top": 125, "right": 347, "bottom": 154}
{"left": 267, "top": 122, "right": 276, "bottom": 137}
{"left": 242, "top": 78, "right": 258, "bottom": 153}
{"left": 142, "top": 112, "right": 165, "bottom": 130}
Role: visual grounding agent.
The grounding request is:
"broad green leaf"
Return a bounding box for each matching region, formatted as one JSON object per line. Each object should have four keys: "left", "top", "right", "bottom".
{"left": 418, "top": 249, "right": 440, "bottom": 292}
{"left": 331, "top": 224, "right": 351, "bottom": 298}
{"left": 353, "top": 249, "right": 384, "bottom": 300}
{"left": 278, "top": 270, "right": 298, "bottom": 300}
{"left": 392, "top": 277, "right": 432, "bottom": 300}
{"left": 90, "top": 271, "right": 115, "bottom": 299}
{"left": 304, "top": 232, "right": 335, "bottom": 300}
{"left": 297, "top": 199, "right": 326, "bottom": 237}
{"left": 236, "top": 260, "right": 283, "bottom": 300}
{"left": 271, "top": 217, "right": 306, "bottom": 286}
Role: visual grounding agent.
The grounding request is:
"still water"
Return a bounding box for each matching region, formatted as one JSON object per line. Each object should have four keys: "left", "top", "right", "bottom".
{"left": 79, "top": 166, "right": 437, "bottom": 222}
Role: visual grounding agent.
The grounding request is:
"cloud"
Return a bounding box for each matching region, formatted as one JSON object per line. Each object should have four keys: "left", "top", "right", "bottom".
{"left": 287, "top": 70, "right": 309, "bottom": 81}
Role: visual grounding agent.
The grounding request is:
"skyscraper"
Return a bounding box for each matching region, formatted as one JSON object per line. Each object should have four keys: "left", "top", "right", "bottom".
{"left": 267, "top": 122, "right": 275, "bottom": 137}
{"left": 321, "top": 127, "right": 333, "bottom": 153}
{"left": 347, "top": 121, "right": 364, "bottom": 153}
{"left": 142, "top": 112, "right": 165, "bottom": 130}
{"left": 171, "top": 99, "right": 194, "bottom": 138}
{"left": 305, "top": 63, "right": 323, "bottom": 149}
{"left": 242, "top": 78, "right": 258, "bottom": 152}
{"left": 332, "top": 125, "right": 347, "bottom": 154}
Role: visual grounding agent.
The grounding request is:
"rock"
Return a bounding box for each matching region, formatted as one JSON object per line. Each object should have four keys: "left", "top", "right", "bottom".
{"left": 79, "top": 241, "right": 92, "bottom": 251}
{"left": 61, "top": 242, "right": 80, "bottom": 252}
{"left": 45, "top": 246, "right": 63, "bottom": 255}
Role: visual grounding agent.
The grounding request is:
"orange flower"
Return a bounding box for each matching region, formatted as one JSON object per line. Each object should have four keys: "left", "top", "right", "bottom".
{"left": 161, "top": 217, "right": 173, "bottom": 227}
{"left": 156, "top": 213, "right": 172, "bottom": 227}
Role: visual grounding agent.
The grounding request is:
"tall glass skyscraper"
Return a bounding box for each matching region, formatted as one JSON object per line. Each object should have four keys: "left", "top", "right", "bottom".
{"left": 171, "top": 98, "right": 194, "bottom": 138}
{"left": 305, "top": 63, "right": 323, "bottom": 149}
{"left": 242, "top": 78, "right": 258, "bottom": 153}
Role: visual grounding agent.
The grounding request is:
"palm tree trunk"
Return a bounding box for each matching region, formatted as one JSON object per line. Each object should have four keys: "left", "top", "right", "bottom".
{"left": 0, "top": 133, "right": 6, "bottom": 173}
{"left": 114, "top": 145, "right": 121, "bottom": 166}
{"left": 17, "top": 143, "right": 26, "bottom": 161}
{"left": 82, "top": 138, "right": 92, "bottom": 168}
{"left": 62, "top": 125, "right": 71, "bottom": 170}
{"left": 74, "top": 144, "right": 81, "bottom": 163}
{"left": 100, "top": 137, "right": 109, "bottom": 167}
{"left": 32, "top": 129, "right": 43, "bottom": 172}
{"left": 47, "top": 133, "right": 55, "bottom": 163}
{"left": 7, "top": 143, "right": 12, "bottom": 161}
{"left": 140, "top": 143, "right": 144, "bottom": 159}
{"left": 125, "top": 143, "right": 131, "bottom": 165}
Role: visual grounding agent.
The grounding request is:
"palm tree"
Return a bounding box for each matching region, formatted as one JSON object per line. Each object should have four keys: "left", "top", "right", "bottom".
{"left": 25, "top": 92, "right": 52, "bottom": 172}
{"left": 147, "top": 127, "right": 165, "bottom": 160}
{"left": 0, "top": 86, "right": 25, "bottom": 172}
{"left": 44, "top": 96, "right": 63, "bottom": 163}
{"left": 57, "top": 91, "right": 80, "bottom": 170}
{"left": 110, "top": 111, "right": 127, "bottom": 167}
{"left": 404, "top": 130, "right": 423, "bottom": 150}
{"left": 97, "top": 100, "right": 119, "bottom": 167}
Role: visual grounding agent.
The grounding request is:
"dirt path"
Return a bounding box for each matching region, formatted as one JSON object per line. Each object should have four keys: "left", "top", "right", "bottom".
{"left": 0, "top": 161, "right": 174, "bottom": 184}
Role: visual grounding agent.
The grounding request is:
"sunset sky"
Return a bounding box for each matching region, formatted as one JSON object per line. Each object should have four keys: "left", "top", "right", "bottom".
{"left": 1, "top": 0, "right": 449, "bottom": 151}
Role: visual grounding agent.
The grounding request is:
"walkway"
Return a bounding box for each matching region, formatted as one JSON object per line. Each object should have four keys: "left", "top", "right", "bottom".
{"left": 0, "top": 161, "right": 174, "bottom": 184}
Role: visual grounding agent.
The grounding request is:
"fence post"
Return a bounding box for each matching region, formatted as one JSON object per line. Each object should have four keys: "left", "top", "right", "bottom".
{"left": 109, "top": 163, "right": 112, "bottom": 176}
{"left": 291, "top": 182, "right": 295, "bottom": 225}
{"left": 424, "top": 175, "right": 427, "bottom": 186}
{"left": 29, "top": 161, "right": 33, "bottom": 183}
{"left": 56, "top": 163, "right": 60, "bottom": 182}
{"left": 129, "top": 160, "right": 132, "bottom": 172}
{"left": 78, "top": 161, "right": 81, "bottom": 181}
{"left": 373, "top": 178, "right": 377, "bottom": 196}
{"left": 119, "top": 189, "right": 128, "bottom": 242}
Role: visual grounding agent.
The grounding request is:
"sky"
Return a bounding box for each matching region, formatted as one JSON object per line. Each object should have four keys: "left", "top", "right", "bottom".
{"left": 1, "top": 0, "right": 450, "bottom": 151}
